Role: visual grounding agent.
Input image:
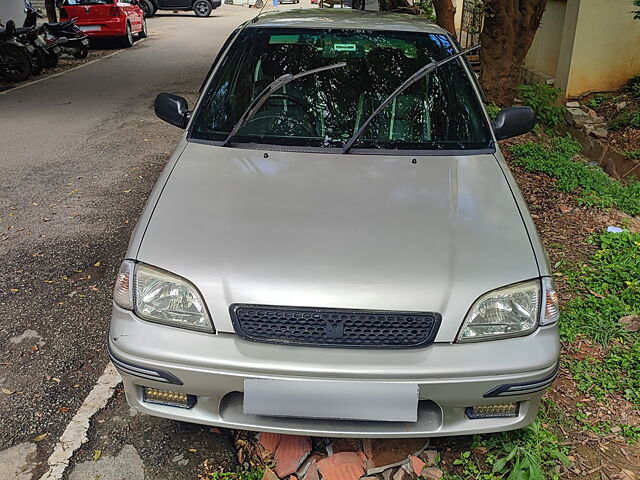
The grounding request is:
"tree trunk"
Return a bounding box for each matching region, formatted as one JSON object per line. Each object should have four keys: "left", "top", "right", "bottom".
{"left": 480, "top": 0, "right": 548, "bottom": 106}
{"left": 45, "top": 0, "right": 58, "bottom": 23}
{"left": 432, "top": 0, "right": 456, "bottom": 35}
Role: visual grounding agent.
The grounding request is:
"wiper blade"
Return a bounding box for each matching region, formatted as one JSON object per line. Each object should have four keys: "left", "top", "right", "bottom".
{"left": 221, "top": 61, "right": 347, "bottom": 147}
{"left": 341, "top": 44, "right": 481, "bottom": 154}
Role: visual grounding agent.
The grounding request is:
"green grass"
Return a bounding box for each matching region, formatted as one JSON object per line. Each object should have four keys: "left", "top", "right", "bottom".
{"left": 556, "top": 231, "right": 640, "bottom": 406}
{"left": 445, "top": 419, "right": 570, "bottom": 480}
{"left": 201, "top": 469, "right": 264, "bottom": 480}
{"left": 510, "top": 137, "right": 640, "bottom": 216}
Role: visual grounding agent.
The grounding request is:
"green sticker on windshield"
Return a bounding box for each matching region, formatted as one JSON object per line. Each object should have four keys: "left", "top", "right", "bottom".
{"left": 334, "top": 44, "right": 356, "bottom": 52}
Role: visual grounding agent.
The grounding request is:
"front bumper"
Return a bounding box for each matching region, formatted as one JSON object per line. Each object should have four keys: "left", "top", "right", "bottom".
{"left": 109, "top": 306, "right": 559, "bottom": 437}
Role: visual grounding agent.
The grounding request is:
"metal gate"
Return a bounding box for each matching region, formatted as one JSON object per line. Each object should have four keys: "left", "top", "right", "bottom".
{"left": 458, "top": 0, "right": 484, "bottom": 48}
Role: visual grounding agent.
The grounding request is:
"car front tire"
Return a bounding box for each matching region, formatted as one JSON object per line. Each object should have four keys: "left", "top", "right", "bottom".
{"left": 193, "top": 0, "right": 213, "bottom": 16}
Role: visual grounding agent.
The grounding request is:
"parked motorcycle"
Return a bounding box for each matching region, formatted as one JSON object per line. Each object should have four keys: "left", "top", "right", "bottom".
{"left": 42, "top": 19, "right": 89, "bottom": 59}
{"left": 21, "top": 1, "right": 65, "bottom": 69}
{"left": 0, "top": 20, "right": 33, "bottom": 82}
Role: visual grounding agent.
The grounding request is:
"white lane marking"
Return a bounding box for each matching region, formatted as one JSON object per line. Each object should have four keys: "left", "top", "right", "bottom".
{"left": 38, "top": 363, "right": 122, "bottom": 480}
{"left": 0, "top": 38, "right": 147, "bottom": 96}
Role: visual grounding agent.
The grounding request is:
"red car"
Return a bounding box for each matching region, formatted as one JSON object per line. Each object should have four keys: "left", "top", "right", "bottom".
{"left": 59, "top": 0, "right": 147, "bottom": 47}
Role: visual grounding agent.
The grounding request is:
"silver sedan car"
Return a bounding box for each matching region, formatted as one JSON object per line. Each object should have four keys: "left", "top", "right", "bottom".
{"left": 109, "top": 9, "right": 560, "bottom": 437}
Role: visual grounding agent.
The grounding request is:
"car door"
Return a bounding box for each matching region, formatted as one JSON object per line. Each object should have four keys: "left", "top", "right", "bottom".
{"left": 156, "top": 0, "right": 191, "bottom": 7}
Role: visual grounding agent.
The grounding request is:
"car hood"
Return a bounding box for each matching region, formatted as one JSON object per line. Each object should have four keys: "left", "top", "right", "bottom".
{"left": 137, "top": 143, "right": 539, "bottom": 341}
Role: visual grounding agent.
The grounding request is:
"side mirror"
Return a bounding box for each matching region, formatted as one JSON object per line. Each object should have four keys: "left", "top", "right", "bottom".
{"left": 492, "top": 106, "right": 536, "bottom": 140}
{"left": 154, "top": 93, "right": 190, "bottom": 129}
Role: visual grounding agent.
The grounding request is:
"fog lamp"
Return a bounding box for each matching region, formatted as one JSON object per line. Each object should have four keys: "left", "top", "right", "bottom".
{"left": 466, "top": 403, "right": 519, "bottom": 419}
{"left": 143, "top": 387, "right": 196, "bottom": 409}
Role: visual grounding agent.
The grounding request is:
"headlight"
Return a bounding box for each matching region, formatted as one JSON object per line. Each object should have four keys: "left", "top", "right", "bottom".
{"left": 457, "top": 280, "right": 541, "bottom": 342}
{"left": 113, "top": 260, "right": 214, "bottom": 333}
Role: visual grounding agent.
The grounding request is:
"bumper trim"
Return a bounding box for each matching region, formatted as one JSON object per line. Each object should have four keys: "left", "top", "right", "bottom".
{"left": 108, "top": 343, "right": 183, "bottom": 385}
{"left": 483, "top": 362, "right": 559, "bottom": 398}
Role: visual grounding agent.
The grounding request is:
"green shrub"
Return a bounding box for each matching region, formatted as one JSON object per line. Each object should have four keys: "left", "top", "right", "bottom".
{"left": 516, "top": 83, "right": 565, "bottom": 130}
{"left": 624, "top": 149, "right": 640, "bottom": 160}
{"left": 629, "top": 74, "right": 640, "bottom": 98}
{"left": 485, "top": 103, "right": 500, "bottom": 121}
{"left": 586, "top": 94, "right": 610, "bottom": 110}
{"left": 510, "top": 137, "right": 640, "bottom": 215}
{"left": 609, "top": 110, "right": 640, "bottom": 130}
{"left": 449, "top": 419, "right": 570, "bottom": 480}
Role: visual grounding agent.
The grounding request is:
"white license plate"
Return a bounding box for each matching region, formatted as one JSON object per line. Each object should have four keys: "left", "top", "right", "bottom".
{"left": 79, "top": 26, "right": 101, "bottom": 32}
{"left": 243, "top": 379, "right": 418, "bottom": 422}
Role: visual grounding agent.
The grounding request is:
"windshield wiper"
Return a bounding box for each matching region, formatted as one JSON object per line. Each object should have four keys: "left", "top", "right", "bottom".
{"left": 341, "top": 44, "right": 481, "bottom": 154}
{"left": 220, "top": 62, "right": 347, "bottom": 147}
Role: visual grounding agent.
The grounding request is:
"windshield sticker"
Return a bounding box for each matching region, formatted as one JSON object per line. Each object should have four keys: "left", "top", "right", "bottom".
{"left": 334, "top": 44, "right": 356, "bottom": 52}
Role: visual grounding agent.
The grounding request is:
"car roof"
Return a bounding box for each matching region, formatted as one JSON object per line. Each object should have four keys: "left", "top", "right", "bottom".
{"left": 246, "top": 9, "right": 448, "bottom": 34}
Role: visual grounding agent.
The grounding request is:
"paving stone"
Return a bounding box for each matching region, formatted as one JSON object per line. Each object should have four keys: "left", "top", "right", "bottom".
{"left": 68, "top": 444, "right": 144, "bottom": 480}
{"left": 409, "top": 456, "right": 425, "bottom": 475}
{"left": 0, "top": 442, "right": 37, "bottom": 480}
{"left": 565, "top": 101, "right": 580, "bottom": 108}
{"left": 274, "top": 436, "right": 311, "bottom": 477}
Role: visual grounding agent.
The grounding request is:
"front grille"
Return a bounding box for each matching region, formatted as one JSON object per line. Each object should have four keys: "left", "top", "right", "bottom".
{"left": 230, "top": 304, "right": 441, "bottom": 349}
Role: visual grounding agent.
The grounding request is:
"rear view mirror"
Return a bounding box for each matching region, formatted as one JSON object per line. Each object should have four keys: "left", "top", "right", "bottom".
{"left": 154, "top": 93, "right": 190, "bottom": 129}
{"left": 492, "top": 106, "right": 535, "bottom": 140}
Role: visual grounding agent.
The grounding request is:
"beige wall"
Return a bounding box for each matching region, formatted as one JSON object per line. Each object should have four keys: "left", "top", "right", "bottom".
{"left": 556, "top": 0, "right": 640, "bottom": 97}
{"left": 0, "top": 0, "right": 24, "bottom": 24}
{"left": 524, "top": 0, "right": 566, "bottom": 78}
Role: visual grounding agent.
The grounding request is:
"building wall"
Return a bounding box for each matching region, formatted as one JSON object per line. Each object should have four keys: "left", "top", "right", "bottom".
{"left": 524, "top": 0, "right": 566, "bottom": 80}
{"left": 0, "top": 0, "right": 25, "bottom": 24}
{"left": 558, "top": 0, "right": 640, "bottom": 97}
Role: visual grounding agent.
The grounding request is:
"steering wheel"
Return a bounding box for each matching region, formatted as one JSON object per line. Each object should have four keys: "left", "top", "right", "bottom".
{"left": 267, "top": 94, "right": 318, "bottom": 131}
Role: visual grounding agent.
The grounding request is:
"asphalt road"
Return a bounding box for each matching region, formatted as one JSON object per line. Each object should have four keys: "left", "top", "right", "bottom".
{"left": 0, "top": 5, "right": 303, "bottom": 478}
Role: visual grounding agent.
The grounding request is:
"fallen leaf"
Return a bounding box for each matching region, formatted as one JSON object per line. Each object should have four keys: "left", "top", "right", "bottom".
{"left": 123, "top": 189, "right": 132, "bottom": 193}
{"left": 93, "top": 450, "right": 101, "bottom": 461}
{"left": 188, "top": 448, "right": 197, "bottom": 453}
{"left": 33, "top": 433, "right": 48, "bottom": 442}
{"left": 58, "top": 407, "right": 70, "bottom": 414}
{"left": 1, "top": 388, "right": 14, "bottom": 395}
{"left": 52, "top": 378, "right": 61, "bottom": 383}
{"left": 93, "top": 261, "right": 101, "bottom": 267}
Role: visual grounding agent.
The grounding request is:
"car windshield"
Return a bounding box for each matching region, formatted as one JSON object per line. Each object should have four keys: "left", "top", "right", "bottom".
{"left": 191, "top": 27, "right": 492, "bottom": 152}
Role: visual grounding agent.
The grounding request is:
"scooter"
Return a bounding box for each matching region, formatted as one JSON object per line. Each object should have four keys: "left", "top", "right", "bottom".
{"left": 41, "top": 18, "right": 89, "bottom": 59}
{"left": 22, "top": 1, "right": 65, "bottom": 69}
{"left": 0, "top": 20, "right": 34, "bottom": 82}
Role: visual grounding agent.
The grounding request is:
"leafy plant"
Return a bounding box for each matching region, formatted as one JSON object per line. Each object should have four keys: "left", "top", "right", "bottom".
{"left": 629, "top": 74, "right": 640, "bottom": 98}
{"left": 510, "top": 137, "right": 640, "bottom": 216}
{"left": 516, "top": 83, "right": 565, "bottom": 131}
{"left": 485, "top": 103, "right": 500, "bottom": 121}
{"left": 624, "top": 149, "right": 640, "bottom": 160}
{"left": 586, "top": 94, "right": 609, "bottom": 110}
{"left": 416, "top": 0, "right": 436, "bottom": 21}
{"left": 635, "top": 0, "right": 640, "bottom": 20}
{"left": 448, "top": 419, "right": 570, "bottom": 480}
{"left": 556, "top": 231, "right": 640, "bottom": 405}
{"left": 199, "top": 468, "right": 264, "bottom": 480}
{"left": 609, "top": 110, "right": 640, "bottom": 130}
